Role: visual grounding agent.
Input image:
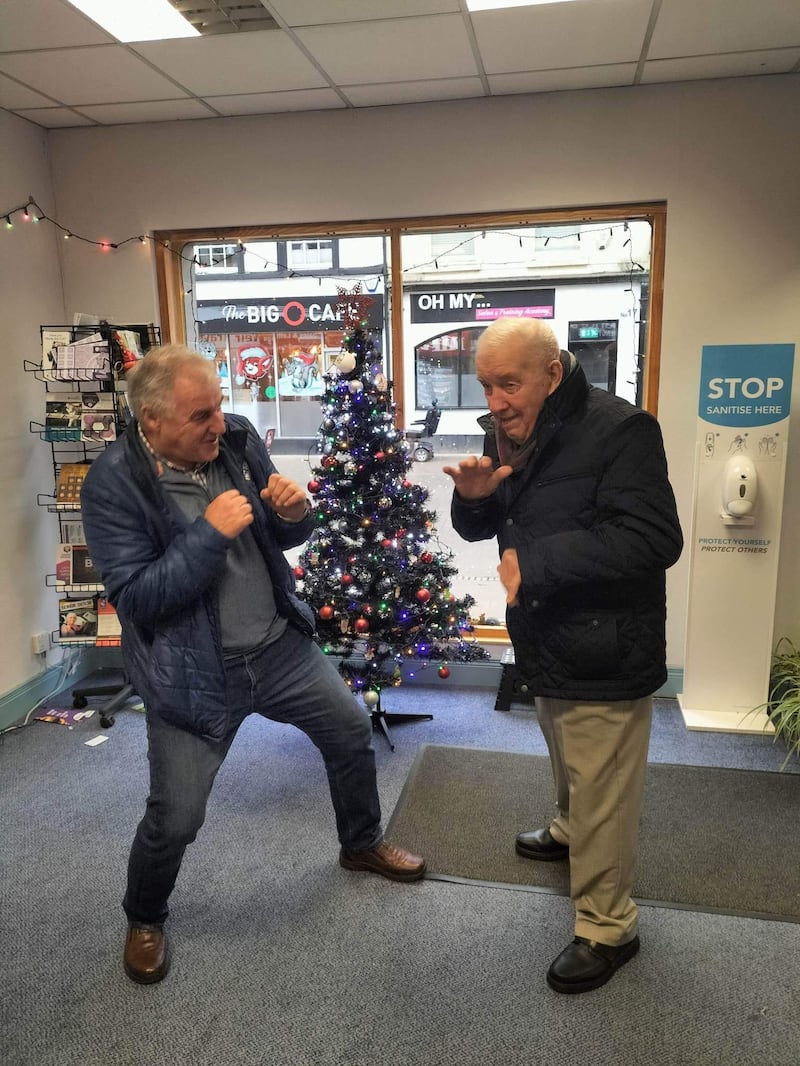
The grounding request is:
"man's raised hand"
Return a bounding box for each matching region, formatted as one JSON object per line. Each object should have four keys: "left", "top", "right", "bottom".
{"left": 205, "top": 489, "right": 254, "bottom": 538}
{"left": 260, "top": 473, "right": 308, "bottom": 522}
{"left": 442, "top": 455, "right": 513, "bottom": 500}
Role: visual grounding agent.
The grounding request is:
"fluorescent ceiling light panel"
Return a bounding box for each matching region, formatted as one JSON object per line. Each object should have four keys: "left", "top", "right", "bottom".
{"left": 467, "top": 1, "right": 583, "bottom": 10}
{"left": 66, "top": 0, "right": 199, "bottom": 42}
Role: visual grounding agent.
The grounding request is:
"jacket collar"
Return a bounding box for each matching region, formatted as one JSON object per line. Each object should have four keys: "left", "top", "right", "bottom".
{"left": 125, "top": 415, "right": 250, "bottom": 487}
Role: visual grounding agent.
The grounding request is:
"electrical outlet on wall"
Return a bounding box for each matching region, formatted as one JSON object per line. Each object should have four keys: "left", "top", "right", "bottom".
{"left": 31, "top": 631, "right": 50, "bottom": 655}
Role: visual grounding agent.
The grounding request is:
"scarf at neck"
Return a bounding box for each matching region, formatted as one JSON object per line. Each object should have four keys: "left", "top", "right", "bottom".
{"left": 495, "top": 350, "right": 578, "bottom": 471}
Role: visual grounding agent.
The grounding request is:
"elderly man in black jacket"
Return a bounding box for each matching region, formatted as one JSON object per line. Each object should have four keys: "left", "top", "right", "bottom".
{"left": 445, "top": 318, "right": 682, "bottom": 994}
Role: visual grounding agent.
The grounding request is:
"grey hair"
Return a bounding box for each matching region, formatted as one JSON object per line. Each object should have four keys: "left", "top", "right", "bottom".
{"left": 477, "top": 317, "right": 561, "bottom": 369}
{"left": 126, "top": 343, "right": 218, "bottom": 420}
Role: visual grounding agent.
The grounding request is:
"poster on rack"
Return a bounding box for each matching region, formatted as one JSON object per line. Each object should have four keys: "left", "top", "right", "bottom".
{"left": 680, "top": 343, "right": 794, "bottom": 728}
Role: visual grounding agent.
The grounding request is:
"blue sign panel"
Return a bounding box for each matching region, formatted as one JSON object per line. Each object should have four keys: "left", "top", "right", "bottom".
{"left": 699, "top": 344, "right": 794, "bottom": 427}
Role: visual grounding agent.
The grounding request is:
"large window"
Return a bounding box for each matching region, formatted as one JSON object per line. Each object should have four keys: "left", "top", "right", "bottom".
{"left": 155, "top": 205, "right": 665, "bottom": 637}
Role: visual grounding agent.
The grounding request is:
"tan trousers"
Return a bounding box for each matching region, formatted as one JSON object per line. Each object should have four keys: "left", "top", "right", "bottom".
{"left": 535, "top": 695, "right": 653, "bottom": 946}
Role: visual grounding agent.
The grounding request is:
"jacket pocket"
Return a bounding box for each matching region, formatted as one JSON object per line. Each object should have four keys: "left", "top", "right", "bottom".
{"left": 545, "top": 612, "right": 623, "bottom": 680}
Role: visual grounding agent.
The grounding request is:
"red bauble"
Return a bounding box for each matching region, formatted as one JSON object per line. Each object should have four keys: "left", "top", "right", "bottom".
{"left": 381, "top": 538, "right": 393, "bottom": 548}
{"left": 307, "top": 479, "right": 321, "bottom": 493}
{"left": 375, "top": 451, "right": 386, "bottom": 461}
{"left": 402, "top": 479, "right": 412, "bottom": 489}
{"left": 420, "top": 551, "right": 433, "bottom": 564}
{"left": 319, "top": 605, "right": 334, "bottom": 620}
{"left": 354, "top": 617, "right": 370, "bottom": 633}
{"left": 397, "top": 528, "right": 407, "bottom": 537}
{"left": 293, "top": 566, "right": 305, "bottom": 579}
{"left": 322, "top": 456, "right": 337, "bottom": 468}
{"left": 438, "top": 665, "right": 450, "bottom": 679}
{"left": 416, "top": 588, "right": 431, "bottom": 603}
{"left": 341, "top": 573, "right": 353, "bottom": 585}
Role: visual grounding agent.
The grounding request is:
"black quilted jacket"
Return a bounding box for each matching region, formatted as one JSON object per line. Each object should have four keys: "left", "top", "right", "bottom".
{"left": 451, "top": 364, "right": 683, "bottom": 700}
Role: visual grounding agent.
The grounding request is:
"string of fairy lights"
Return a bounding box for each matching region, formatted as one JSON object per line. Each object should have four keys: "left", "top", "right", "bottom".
{"left": 3, "top": 194, "right": 648, "bottom": 282}
{"left": 6, "top": 193, "right": 648, "bottom": 345}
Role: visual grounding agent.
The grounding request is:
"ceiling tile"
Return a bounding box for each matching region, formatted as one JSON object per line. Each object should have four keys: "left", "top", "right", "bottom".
{"left": 641, "top": 49, "right": 800, "bottom": 85}
{"left": 76, "top": 100, "right": 217, "bottom": 125}
{"left": 342, "top": 77, "right": 485, "bottom": 107}
{"left": 133, "top": 30, "right": 327, "bottom": 95}
{"left": 0, "top": 46, "right": 191, "bottom": 105}
{"left": 0, "top": 0, "right": 796, "bottom": 130}
{"left": 268, "top": 0, "right": 459, "bottom": 26}
{"left": 648, "top": 0, "right": 800, "bottom": 59}
{"left": 295, "top": 14, "right": 476, "bottom": 83}
{"left": 206, "top": 88, "right": 345, "bottom": 115}
{"left": 12, "top": 107, "right": 95, "bottom": 128}
{"left": 489, "top": 64, "right": 637, "bottom": 96}
{"left": 0, "top": 72, "right": 55, "bottom": 108}
{"left": 0, "top": 0, "right": 113, "bottom": 51}
{"left": 472, "top": 0, "right": 653, "bottom": 73}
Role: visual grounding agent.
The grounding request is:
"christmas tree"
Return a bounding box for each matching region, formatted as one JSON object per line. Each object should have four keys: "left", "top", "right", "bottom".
{"left": 294, "top": 284, "right": 489, "bottom": 700}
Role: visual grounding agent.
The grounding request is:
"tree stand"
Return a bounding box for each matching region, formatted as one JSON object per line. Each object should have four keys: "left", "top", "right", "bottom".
{"left": 364, "top": 689, "right": 433, "bottom": 751}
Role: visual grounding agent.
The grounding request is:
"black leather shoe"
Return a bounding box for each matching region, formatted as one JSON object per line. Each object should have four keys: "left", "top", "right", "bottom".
{"left": 339, "top": 841, "right": 426, "bottom": 882}
{"left": 124, "top": 924, "right": 170, "bottom": 985}
{"left": 547, "top": 935, "right": 640, "bottom": 994}
{"left": 515, "top": 827, "right": 569, "bottom": 861}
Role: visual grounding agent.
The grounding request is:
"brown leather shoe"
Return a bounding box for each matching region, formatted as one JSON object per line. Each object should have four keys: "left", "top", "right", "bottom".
{"left": 339, "top": 840, "right": 426, "bottom": 882}
{"left": 124, "top": 924, "right": 170, "bottom": 985}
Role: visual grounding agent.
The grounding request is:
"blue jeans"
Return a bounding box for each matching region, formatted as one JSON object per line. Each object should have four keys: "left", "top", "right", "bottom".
{"left": 123, "top": 625, "right": 382, "bottom": 925}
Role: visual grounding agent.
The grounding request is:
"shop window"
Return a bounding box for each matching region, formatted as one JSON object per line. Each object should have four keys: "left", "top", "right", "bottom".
{"left": 415, "top": 327, "right": 486, "bottom": 409}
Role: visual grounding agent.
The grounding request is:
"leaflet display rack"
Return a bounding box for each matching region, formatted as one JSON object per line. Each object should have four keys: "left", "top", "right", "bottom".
{"left": 27, "top": 322, "right": 159, "bottom": 726}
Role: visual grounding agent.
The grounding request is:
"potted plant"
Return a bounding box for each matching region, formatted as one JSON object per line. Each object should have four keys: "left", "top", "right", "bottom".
{"left": 763, "top": 637, "right": 800, "bottom": 770}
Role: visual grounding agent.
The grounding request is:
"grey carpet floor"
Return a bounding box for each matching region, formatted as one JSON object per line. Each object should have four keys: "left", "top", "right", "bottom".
{"left": 386, "top": 744, "right": 800, "bottom": 919}
{"left": 1, "top": 690, "right": 799, "bottom": 1066}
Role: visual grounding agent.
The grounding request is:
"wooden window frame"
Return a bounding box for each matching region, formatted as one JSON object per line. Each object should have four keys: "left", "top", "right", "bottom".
{"left": 154, "top": 202, "right": 667, "bottom": 645}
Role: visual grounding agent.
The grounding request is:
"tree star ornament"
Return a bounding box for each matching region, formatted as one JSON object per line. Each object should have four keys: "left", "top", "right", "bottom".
{"left": 335, "top": 283, "right": 376, "bottom": 331}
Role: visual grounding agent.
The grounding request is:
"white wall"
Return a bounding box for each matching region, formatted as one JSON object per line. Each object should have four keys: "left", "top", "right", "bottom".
{"left": 1, "top": 110, "right": 66, "bottom": 695}
{"left": 5, "top": 73, "right": 799, "bottom": 692}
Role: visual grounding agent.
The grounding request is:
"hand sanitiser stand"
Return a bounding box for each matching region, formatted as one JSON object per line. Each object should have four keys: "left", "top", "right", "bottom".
{"left": 679, "top": 343, "right": 795, "bottom": 734}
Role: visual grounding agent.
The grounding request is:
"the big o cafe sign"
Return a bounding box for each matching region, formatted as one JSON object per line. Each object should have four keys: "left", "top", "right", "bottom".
{"left": 197, "top": 295, "right": 384, "bottom": 333}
